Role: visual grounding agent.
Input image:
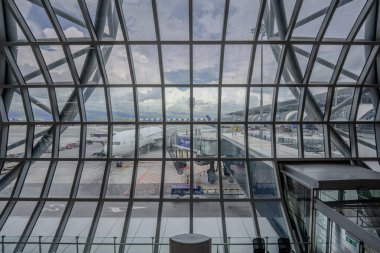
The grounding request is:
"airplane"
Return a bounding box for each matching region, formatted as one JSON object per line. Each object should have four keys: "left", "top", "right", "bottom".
{"left": 99, "top": 126, "right": 163, "bottom": 167}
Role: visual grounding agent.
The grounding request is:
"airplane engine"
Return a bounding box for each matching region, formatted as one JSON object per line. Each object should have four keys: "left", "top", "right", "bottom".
{"left": 153, "top": 139, "right": 163, "bottom": 147}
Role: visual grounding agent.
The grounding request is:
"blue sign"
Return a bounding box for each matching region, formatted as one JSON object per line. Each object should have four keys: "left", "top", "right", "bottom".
{"left": 178, "top": 136, "right": 190, "bottom": 148}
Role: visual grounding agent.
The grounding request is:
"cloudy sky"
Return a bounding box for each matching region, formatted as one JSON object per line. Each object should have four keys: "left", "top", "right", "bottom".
{"left": 7, "top": 0, "right": 370, "bottom": 121}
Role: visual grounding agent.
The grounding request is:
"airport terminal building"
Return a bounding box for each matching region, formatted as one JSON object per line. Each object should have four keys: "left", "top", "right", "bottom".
{"left": 0, "top": 0, "right": 380, "bottom": 252}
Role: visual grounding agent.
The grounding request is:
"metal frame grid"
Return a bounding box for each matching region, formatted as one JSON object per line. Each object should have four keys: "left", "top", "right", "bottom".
{"left": 0, "top": 0, "right": 379, "bottom": 252}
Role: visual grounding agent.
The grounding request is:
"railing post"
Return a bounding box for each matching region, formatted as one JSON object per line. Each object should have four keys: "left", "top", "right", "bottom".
{"left": 76, "top": 236, "right": 79, "bottom": 253}
{"left": 228, "top": 237, "right": 231, "bottom": 252}
{"left": 2, "top": 235, "right": 5, "bottom": 253}
{"left": 265, "top": 236, "right": 268, "bottom": 253}
{"left": 114, "top": 236, "right": 117, "bottom": 253}
{"left": 151, "top": 236, "right": 154, "bottom": 253}
{"left": 39, "top": 236, "right": 42, "bottom": 253}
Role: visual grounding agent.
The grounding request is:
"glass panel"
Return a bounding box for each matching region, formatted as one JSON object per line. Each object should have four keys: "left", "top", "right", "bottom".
{"left": 135, "top": 161, "right": 161, "bottom": 198}
{"left": 131, "top": 45, "right": 161, "bottom": 84}
{"left": 106, "top": 161, "right": 134, "bottom": 198}
{"left": 111, "top": 125, "right": 135, "bottom": 158}
{"left": 251, "top": 45, "right": 283, "bottom": 84}
{"left": 40, "top": 45, "right": 73, "bottom": 83}
{"left": 77, "top": 161, "right": 106, "bottom": 198}
{"left": 101, "top": 45, "right": 132, "bottom": 84}
{"left": 110, "top": 87, "right": 135, "bottom": 122}
{"left": 84, "top": 88, "right": 108, "bottom": 121}
{"left": 0, "top": 201, "right": 37, "bottom": 252}
{"left": 222, "top": 45, "right": 251, "bottom": 84}
{"left": 59, "top": 125, "right": 80, "bottom": 158}
{"left": 221, "top": 87, "right": 246, "bottom": 122}
{"left": 224, "top": 202, "right": 255, "bottom": 252}
{"left": 157, "top": 0, "right": 189, "bottom": 40}
{"left": 137, "top": 88, "right": 163, "bottom": 121}
{"left": 193, "top": 0, "right": 224, "bottom": 40}
{"left": 324, "top": 0, "right": 366, "bottom": 39}
{"left": 223, "top": 160, "right": 249, "bottom": 199}
{"left": 57, "top": 202, "right": 97, "bottom": 253}
{"left": 164, "top": 160, "right": 190, "bottom": 199}
{"left": 165, "top": 87, "right": 190, "bottom": 121}
{"left": 24, "top": 201, "right": 66, "bottom": 253}
{"left": 7, "top": 125, "right": 26, "bottom": 158}
{"left": 330, "top": 124, "right": 350, "bottom": 158}
{"left": 249, "top": 87, "right": 274, "bottom": 122}
{"left": 20, "top": 161, "right": 50, "bottom": 198}
{"left": 221, "top": 124, "right": 245, "bottom": 158}
{"left": 338, "top": 46, "right": 366, "bottom": 83}
{"left": 13, "top": 46, "right": 44, "bottom": 83}
{"left": 138, "top": 125, "right": 163, "bottom": 158}
{"left": 86, "top": 124, "right": 108, "bottom": 158}
{"left": 330, "top": 87, "right": 354, "bottom": 121}
{"left": 357, "top": 90, "right": 375, "bottom": 121}
{"left": 193, "top": 87, "right": 218, "bottom": 121}
{"left": 15, "top": 0, "right": 58, "bottom": 39}
{"left": 193, "top": 45, "right": 220, "bottom": 84}
{"left": 7, "top": 91, "right": 26, "bottom": 122}
{"left": 248, "top": 124, "right": 272, "bottom": 158}
{"left": 193, "top": 125, "right": 218, "bottom": 158}
{"left": 122, "top": 0, "right": 156, "bottom": 40}
{"left": 357, "top": 124, "right": 377, "bottom": 157}
{"left": 304, "top": 87, "right": 328, "bottom": 121}
{"left": 303, "top": 124, "right": 325, "bottom": 158}
{"left": 226, "top": 0, "right": 260, "bottom": 40}
{"left": 292, "top": 0, "right": 331, "bottom": 39}
{"left": 28, "top": 88, "right": 53, "bottom": 121}
{"left": 256, "top": 201, "right": 289, "bottom": 252}
{"left": 251, "top": 161, "right": 277, "bottom": 198}
{"left": 166, "top": 125, "right": 190, "bottom": 158}
{"left": 50, "top": 0, "right": 90, "bottom": 38}
{"left": 126, "top": 202, "right": 159, "bottom": 252}
{"left": 33, "top": 124, "right": 52, "bottom": 158}
{"left": 48, "top": 161, "right": 78, "bottom": 198}
{"left": 195, "top": 160, "right": 220, "bottom": 199}
{"left": 276, "top": 124, "right": 298, "bottom": 158}
{"left": 162, "top": 45, "right": 190, "bottom": 84}
{"left": 91, "top": 202, "right": 128, "bottom": 253}
{"left": 276, "top": 87, "right": 299, "bottom": 122}
{"left": 69, "top": 45, "right": 101, "bottom": 84}
{"left": 55, "top": 88, "right": 80, "bottom": 122}
{"left": 309, "top": 45, "right": 343, "bottom": 84}
{"left": 193, "top": 202, "right": 223, "bottom": 249}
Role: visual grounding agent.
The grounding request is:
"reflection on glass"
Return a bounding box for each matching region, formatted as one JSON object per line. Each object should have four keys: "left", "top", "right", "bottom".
{"left": 276, "top": 124, "right": 298, "bottom": 158}
{"left": 221, "top": 87, "right": 246, "bottom": 122}
{"left": 123, "top": 0, "right": 156, "bottom": 40}
{"left": 248, "top": 124, "right": 272, "bottom": 158}
{"left": 303, "top": 124, "right": 325, "bottom": 158}
{"left": 160, "top": 202, "right": 189, "bottom": 246}
{"left": 193, "top": 45, "right": 220, "bottom": 84}
{"left": 193, "top": 0, "right": 224, "bottom": 40}
{"left": 157, "top": 0, "right": 189, "bottom": 40}
{"left": 138, "top": 125, "right": 163, "bottom": 158}
{"left": 249, "top": 87, "right": 273, "bottom": 122}
{"left": 165, "top": 87, "right": 189, "bottom": 121}
{"left": 221, "top": 124, "right": 245, "bottom": 158}
{"left": 106, "top": 161, "right": 134, "bottom": 198}
{"left": 48, "top": 161, "right": 77, "bottom": 198}
{"left": 193, "top": 88, "right": 218, "bottom": 121}
{"left": 222, "top": 45, "right": 251, "bottom": 84}
{"left": 131, "top": 45, "right": 161, "bottom": 84}
{"left": 251, "top": 161, "right": 277, "bottom": 198}
{"left": 110, "top": 88, "right": 135, "bottom": 122}
{"left": 357, "top": 90, "right": 375, "bottom": 121}
{"left": 162, "top": 45, "right": 190, "bottom": 84}
{"left": 40, "top": 45, "right": 73, "bottom": 83}
{"left": 77, "top": 161, "right": 105, "bottom": 198}
{"left": 330, "top": 124, "right": 350, "bottom": 158}
{"left": 138, "top": 88, "right": 163, "bottom": 121}
{"left": 330, "top": 87, "right": 354, "bottom": 121}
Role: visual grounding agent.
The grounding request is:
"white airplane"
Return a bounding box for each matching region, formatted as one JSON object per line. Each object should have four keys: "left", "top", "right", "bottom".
{"left": 101, "top": 126, "right": 163, "bottom": 167}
